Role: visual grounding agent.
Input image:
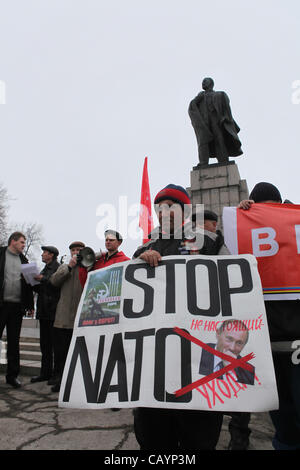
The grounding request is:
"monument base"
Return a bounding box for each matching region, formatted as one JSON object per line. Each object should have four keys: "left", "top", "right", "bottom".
{"left": 187, "top": 161, "right": 248, "bottom": 230}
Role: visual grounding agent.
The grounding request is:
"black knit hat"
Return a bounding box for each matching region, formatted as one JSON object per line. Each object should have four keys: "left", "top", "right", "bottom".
{"left": 249, "top": 182, "right": 282, "bottom": 203}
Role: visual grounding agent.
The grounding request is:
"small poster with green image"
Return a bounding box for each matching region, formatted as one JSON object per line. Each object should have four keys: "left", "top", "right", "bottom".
{"left": 78, "top": 265, "right": 123, "bottom": 327}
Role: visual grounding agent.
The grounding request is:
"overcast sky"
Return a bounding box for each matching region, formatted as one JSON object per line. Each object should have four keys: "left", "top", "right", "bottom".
{"left": 0, "top": 0, "right": 299, "bottom": 261}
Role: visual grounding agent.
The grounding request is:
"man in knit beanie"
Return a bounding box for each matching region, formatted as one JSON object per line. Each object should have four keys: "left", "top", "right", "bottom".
{"left": 154, "top": 183, "right": 192, "bottom": 209}
{"left": 132, "top": 184, "right": 226, "bottom": 450}
{"left": 239, "top": 181, "right": 282, "bottom": 209}
{"left": 238, "top": 182, "right": 300, "bottom": 450}
{"left": 154, "top": 184, "right": 191, "bottom": 239}
{"left": 249, "top": 182, "right": 282, "bottom": 203}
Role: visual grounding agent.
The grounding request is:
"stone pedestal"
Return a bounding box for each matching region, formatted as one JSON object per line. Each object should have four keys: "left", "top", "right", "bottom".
{"left": 187, "top": 161, "right": 249, "bottom": 230}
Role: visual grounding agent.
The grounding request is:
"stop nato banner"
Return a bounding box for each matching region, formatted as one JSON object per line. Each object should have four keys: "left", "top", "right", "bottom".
{"left": 58, "top": 255, "right": 278, "bottom": 412}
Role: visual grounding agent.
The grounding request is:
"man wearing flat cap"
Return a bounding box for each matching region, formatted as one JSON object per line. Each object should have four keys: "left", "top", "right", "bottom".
{"left": 193, "top": 209, "right": 218, "bottom": 232}
{"left": 78, "top": 230, "right": 129, "bottom": 287}
{"left": 31, "top": 245, "right": 60, "bottom": 383}
{"left": 193, "top": 208, "right": 249, "bottom": 450}
{"left": 192, "top": 209, "right": 229, "bottom": 255}
{"left": 49, "top": 241, "right": 85, "bottom": 392}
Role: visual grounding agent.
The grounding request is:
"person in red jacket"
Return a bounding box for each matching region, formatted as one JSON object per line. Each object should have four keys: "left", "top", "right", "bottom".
{"left": 78, "top": 230, "right": 130, "bottom": 287}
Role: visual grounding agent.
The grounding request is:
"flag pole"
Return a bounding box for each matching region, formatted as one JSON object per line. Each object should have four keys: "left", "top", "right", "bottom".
{"left": 139, "top": 157, "right": 154, "bottom": 244}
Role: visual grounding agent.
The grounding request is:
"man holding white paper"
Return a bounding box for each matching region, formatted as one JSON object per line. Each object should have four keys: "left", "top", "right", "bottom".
{"left": 21, "top": 262, "right": 40, "bottom": 286}
{"left": 0, "top": 232, "right": 34, "bottom": 388}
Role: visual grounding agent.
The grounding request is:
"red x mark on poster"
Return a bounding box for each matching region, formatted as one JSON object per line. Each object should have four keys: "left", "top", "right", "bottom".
{"left": 173, "top": 327, "right": 255, "bottom": 398}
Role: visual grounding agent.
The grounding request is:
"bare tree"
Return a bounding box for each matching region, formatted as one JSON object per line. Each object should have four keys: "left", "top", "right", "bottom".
{"left": 23, "top": 222, "right": 44, "bottom": 260}
{"left": 0, "top": 183, "right": 44, "bottom": 260}
{"left": 0, "top": 182, "right": 10, "bottom": 246}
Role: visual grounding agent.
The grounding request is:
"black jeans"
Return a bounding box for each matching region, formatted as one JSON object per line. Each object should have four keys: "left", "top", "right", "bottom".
{"left": 269, "top": 352, "right": 300, "bottom": 449}
{"left": 134, "top": 407, "right": 223, "bottom": 450}
{"left": 39, "top": 319, "right": 55, "bottom": 378}
{"left": 228, "top": 412, "right": 251, "bottom": 440}
{"left": 53, "top": 327, "right": 73, "bottom": 383}
{"left": 0, "top": 302, "right": 23, "bottom": 379}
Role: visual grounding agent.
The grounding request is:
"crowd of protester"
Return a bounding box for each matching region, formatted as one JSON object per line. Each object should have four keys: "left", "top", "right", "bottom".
{"left": 0, "top": 182, "right": 299, "bottom": 451}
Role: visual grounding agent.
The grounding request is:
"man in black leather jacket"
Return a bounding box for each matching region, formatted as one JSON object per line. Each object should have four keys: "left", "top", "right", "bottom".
{"left": 31, "top": 246, "right": 60, "bottom": 384}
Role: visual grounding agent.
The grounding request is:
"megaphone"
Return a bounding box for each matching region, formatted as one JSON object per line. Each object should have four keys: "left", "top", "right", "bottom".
{"left": 77, "top": 247, "right": 96, "bottom": 269}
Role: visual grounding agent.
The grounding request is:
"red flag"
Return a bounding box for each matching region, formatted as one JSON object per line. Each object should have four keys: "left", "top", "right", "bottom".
{"left": 139, "top": 157, "right": 154, "bottom": 244}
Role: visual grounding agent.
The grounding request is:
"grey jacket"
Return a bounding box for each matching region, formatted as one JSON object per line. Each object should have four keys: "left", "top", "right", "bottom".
{"left": 50, "top": 263, "right": 83, "bottom": 329}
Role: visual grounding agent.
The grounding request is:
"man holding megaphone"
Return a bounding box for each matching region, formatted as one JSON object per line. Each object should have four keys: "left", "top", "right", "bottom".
{"left": 78, "top": 230, "right": 130, "bottom": 288}
{"left": 48, "top": 241, "right": 86, "bottom": 392}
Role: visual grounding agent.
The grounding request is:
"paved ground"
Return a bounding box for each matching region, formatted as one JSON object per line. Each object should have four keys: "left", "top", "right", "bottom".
{"left": 0, "top": 321, "right": 276, "bottom": 453}
{"left": 0, "top": 374, "right": 275, "bottom": 451}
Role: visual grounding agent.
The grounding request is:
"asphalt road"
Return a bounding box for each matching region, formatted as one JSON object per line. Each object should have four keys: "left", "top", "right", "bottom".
{"left": 0, "top": 374, "right": 275, "bottom": 451}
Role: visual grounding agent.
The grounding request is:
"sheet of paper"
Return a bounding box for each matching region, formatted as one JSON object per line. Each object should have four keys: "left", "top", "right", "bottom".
{"left": 21, "top": 263, "right": 40, "bottom": 286}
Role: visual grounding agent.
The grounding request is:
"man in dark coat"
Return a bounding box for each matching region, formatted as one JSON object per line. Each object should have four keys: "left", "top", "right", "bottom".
{"left": 0, "top": 232, "right": 34, "bottom": 388}
{"left": 239, "top": 182, "right": 300, "bottom": 450}
{"left": 132, "top": 184, "right": 225, "bottom": 450}
{"left": 188, "top": 77, "right": 243, "bottom": 165}
{"left": 31, "top": 246, "right": 60, "bottom": 383}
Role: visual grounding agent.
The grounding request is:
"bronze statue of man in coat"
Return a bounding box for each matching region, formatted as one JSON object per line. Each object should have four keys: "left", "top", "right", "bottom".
{"left": 188, "top": 77, "right": 243, "bottom": 165}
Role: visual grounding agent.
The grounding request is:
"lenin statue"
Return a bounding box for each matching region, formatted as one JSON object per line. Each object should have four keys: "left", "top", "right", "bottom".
{"left": 188, "top": 78, "right": 243, "bottom": 165}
